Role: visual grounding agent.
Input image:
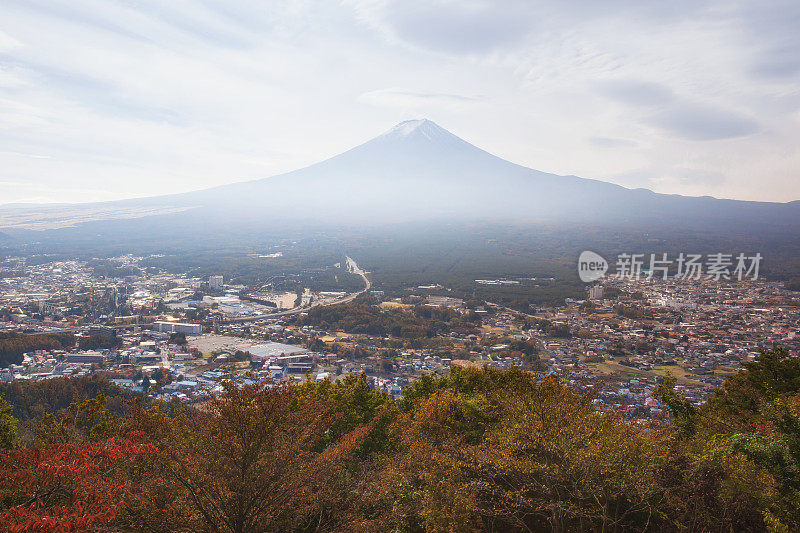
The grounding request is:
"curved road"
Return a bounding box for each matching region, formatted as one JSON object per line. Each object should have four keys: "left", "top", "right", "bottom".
{"left": 224, "top": 256, "right": 370, "bottom": 323}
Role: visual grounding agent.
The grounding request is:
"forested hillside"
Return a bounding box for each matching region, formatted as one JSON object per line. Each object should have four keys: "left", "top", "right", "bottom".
{"left": 0, "top": 350, "right": 798, "bottom": 531}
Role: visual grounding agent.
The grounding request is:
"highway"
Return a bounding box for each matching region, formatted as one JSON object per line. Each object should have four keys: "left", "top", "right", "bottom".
{"left": 36, "top": 258, "right": 372, "bottom": 329}
{"left": 223, "top": 256, "right": 370, "bottom": 323}
{"left": 344, "top": 255, "right": 371, "bottom": 293}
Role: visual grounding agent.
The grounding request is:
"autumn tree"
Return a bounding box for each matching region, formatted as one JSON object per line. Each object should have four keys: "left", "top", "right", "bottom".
{"left": 295, "top": 372, "right": 395, "bottom": 455}
{"left": 0, "top": 434, "right": 156, "bottom": 531}
{"left": 0, "top": 397, "right": 18, "bottom": 451}
{"left": 120, "top": 380, "right": 380, "bottom": 532}
{"left": 35, "top": 394, "right": 123, "bottom": 446}
{"left": 695, "top": 348, "right": 800, "bottom": 530}
{"left": 1, "top": 357, "right": 797, "bottom": 531}
{"left": 377, "top": 367, "right": 669, "bottom": 531}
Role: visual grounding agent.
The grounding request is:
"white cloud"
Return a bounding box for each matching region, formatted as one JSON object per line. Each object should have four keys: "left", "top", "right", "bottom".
{"left": 0, "top": 30, "right": 22, "bottom": 52}
{"left": 0, "top": 0, "right": 798, "bottom": 204}
{"left": 358, "top": 88, "right": 483, "bottom": 108}
{"left": 648, "top": 103, "right": 759, "bottom": 141}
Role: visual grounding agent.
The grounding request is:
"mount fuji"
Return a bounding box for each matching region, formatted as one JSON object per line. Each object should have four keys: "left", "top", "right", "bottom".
{"left": 1, "top": 119, "right": 799, "bottom": 234}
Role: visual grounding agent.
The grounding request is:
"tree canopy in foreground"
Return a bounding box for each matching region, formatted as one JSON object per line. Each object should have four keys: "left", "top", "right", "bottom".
{"left": 0, "top": 348, "right": 798, "bottom": 532}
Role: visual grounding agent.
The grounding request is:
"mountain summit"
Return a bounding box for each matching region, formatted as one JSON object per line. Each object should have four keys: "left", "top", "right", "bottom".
{"left": 384, "top": 118, "right": 440, "bottom": 137}
{"left": 162, "top": 118, "right": 797, "bottom": 230}
{"left": 379, "top": 119, "right": 461, "bottom": 142}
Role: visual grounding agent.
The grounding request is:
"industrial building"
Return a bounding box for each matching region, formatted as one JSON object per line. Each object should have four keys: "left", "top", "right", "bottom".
{"left": 248, "top": 342, "right": 308, "bottom": 360}
{"left": 153, "top": 321, "right": 202, "bottom": 335}
{"left": 66, "top": 352, "right": 106, "bottom": 364}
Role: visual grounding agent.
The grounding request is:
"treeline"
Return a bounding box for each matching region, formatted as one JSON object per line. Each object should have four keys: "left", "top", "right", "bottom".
{"left": 0, "top": 331, "right": 120, "bottom": 367}
{"left": 0, "top": 331, "right": 75, "bottom": 367}
{"left": 1, "top": 350, "right": 799, "bottom": 531}
{"left": 0, "top": 374, "right": 133, "bottom": 423}
{"left": 522, "top": 316, "right": 572, "bottom": 338}
{"left": 614, "top": 303, "right": 653, "bottom": 320}
{"left": 87, "top": 259, "right": 142, "bottom": 278}
{"left": 298, "top": 300, "right": 482, "bottom": 338}
{"left": 77, "top": 333, "right": 123, "bottom": 351}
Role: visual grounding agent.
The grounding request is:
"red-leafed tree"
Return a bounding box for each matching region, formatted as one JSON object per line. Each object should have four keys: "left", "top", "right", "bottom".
{"left": 0, "top": 433, "right": 156, "bottom": 532}
{"left": 120, "top": 380, "right": 380, "bottom": 533}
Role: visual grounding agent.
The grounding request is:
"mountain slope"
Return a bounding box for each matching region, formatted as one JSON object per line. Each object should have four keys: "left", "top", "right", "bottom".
{"left": 1, "top": 119, "right": 799, "bottom": 232}
{"left": 174, "top": 118, "right": 800, "bottom": 230}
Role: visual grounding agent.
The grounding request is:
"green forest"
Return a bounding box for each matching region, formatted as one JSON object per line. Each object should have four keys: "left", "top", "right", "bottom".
{"left": 297, "top": 300, "right": 483, "bottom": 338}
{"left": 0, "top": 331, "right": 120, "bottom": 368}
{"left": 0, "top": 331, "right": 76, "bottom": 367}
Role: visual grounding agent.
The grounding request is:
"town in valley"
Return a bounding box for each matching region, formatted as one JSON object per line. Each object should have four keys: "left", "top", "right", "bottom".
{"left": 3, "top": 252, "right": 797, "bottom": 422}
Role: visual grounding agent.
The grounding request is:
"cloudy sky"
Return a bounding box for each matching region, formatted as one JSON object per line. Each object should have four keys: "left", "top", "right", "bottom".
{"left": 1, "top": 0, "right": 798, "bottom": 204}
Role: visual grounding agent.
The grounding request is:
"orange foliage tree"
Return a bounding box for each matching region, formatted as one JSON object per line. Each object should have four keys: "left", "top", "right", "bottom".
{"left": 373, "top": 368, "right": 670, "bottom": 531}
{"left": 0, "top": 434, "right": 156, "bottom": 532}
{"left": 120, "top": 380, "right": 380, "bottom": 532}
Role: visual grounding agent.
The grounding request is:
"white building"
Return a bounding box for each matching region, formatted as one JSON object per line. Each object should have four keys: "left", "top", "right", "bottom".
{"left": 209, "top": 275, "right": 224, "bottom": 291}
{"left": 66, "top": 352, "right": 106, "bottom": 364}
{"left": 153, "top": 321, "right": 202, "bottom": 335}
{"left": 38, "top": 301, "right": 59, "bottom": 316}
{"left": 656, "top": 298, "right": 697, "bottom": 310}
{"left": 588, "top": 285, "right": 604, "bottom": 300}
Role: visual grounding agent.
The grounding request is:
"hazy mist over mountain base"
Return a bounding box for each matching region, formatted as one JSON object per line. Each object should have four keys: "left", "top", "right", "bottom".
{"left": 2, "top": 119, "right": 799, "bottom": 292}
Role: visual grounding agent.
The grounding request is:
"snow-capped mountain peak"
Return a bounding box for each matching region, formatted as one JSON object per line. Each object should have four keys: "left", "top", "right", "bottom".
{"left": 382, "top": 119, "right": 452, "bottom": 141}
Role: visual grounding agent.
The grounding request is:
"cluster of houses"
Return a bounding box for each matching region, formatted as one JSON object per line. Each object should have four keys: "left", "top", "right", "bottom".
{"left": 3, "top": 256, "right": 798, "bottom": 423}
